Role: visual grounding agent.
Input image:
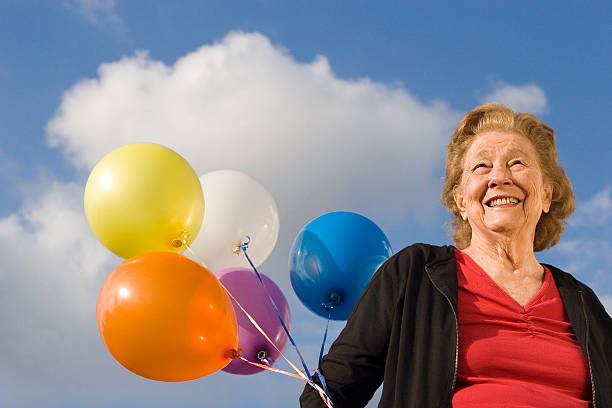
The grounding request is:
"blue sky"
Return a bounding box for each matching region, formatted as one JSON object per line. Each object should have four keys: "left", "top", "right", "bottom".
{"left": 0, "top": 1, "right": 610, "bottom": 407}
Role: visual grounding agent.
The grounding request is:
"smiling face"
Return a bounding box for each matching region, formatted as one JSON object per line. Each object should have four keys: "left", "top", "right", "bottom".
{"left": 453, "top": 130, "right": 553, "bottom": 244}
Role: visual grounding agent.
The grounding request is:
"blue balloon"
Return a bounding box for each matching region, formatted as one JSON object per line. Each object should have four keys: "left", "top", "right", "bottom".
{"left": 289, "top": 211, "right": 392, "bottom": 320}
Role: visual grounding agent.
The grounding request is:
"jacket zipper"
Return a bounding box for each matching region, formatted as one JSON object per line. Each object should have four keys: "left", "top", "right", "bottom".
{"left": 425, "top": 266, "right": 459, "bottom": 407}
{"left": 579, "top": 291, "right": 596, "bottom": 408}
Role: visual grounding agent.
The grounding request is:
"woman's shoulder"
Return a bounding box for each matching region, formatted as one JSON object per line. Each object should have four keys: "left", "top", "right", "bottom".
{"left": 544, "top": 263, "right": 611, "bottom": 320}
{"left": 387, "top": 243, "right": 456, "bottom": 267}
{"left": 373, "top": 243, "right": 456, "bottom": 282}
{"left": 544, "top": 263, "right": 595, "bottom": 293}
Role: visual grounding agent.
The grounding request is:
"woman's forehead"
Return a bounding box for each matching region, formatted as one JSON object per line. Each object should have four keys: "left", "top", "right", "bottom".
{"left": 466, "top": 131, "right": 536, "bottom": 159}
{"left": 470, "top": 146, "right": 529, "bottom": 160}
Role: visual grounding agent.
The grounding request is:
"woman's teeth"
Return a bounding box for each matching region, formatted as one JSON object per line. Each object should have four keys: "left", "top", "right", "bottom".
{"left": 487, "top": 197, "right": 519, "bottom": 207}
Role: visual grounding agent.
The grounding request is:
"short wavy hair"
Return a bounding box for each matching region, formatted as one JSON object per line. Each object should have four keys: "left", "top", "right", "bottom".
{"left": 441, "top": 103, "right": 575, "bottom": 251}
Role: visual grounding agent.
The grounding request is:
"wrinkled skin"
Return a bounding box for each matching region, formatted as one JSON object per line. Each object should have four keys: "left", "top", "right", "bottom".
{"left": 453, "top": 130, "right": 554, "bottom": 306}
{"left": 454, "top": 130, "right": 553, "bottom": 243}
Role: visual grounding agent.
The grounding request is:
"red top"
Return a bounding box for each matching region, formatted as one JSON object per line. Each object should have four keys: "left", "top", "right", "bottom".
{"left": 452, "top": 249, "right": 592, "bottom": 407}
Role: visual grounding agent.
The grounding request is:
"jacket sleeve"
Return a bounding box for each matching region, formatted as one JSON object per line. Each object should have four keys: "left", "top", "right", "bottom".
{"left": 299, "top": 253, "right": 404, "bottom": 408}
{"left": 580, "top": 284, "right": 612, "bottom": 406}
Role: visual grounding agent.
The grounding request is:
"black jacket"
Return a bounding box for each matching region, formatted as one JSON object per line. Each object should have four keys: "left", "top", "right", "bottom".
{"left": 300, "top": 244, "right": 612, "bottom": 407}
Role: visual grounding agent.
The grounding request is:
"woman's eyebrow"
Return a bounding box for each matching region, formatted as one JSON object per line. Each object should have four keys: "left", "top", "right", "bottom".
{"left": 500, "top": 148, "right": 533, "bottom": 163}
{"left": 471, "top": 150, "right": 492, "bottom": 160}
{"left": 507, "top": 147, "right": 528, "bottom": 156}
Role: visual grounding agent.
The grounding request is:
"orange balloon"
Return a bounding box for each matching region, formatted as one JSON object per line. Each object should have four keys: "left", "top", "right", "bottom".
{"left": 96, "top": 252, "right": 238, "bottom": 381}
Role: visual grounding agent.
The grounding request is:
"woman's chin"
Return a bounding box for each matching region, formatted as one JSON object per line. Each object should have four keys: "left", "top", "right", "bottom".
{"left": 480, "top": 218, "right": 527, "bottom": 236}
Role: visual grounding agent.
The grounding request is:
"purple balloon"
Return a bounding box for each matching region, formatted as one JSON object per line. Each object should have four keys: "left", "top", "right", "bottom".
{"left": 217, "top": 267, "right": 291, "bottom": 375}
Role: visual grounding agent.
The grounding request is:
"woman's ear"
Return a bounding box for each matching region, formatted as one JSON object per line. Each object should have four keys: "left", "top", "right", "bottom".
{"left": 542, "top": 182, "right": 553, "bottom": 213}
{"left": 453, "top": 185, "right": 468, "bottom": 221}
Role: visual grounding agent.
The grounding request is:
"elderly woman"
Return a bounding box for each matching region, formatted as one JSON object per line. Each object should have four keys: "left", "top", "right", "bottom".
{"left": 299, "top": 104, "right": 611, "bottom": 407}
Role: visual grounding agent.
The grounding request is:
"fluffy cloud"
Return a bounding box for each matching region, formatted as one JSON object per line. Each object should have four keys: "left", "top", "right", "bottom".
{"left": 551, "top": 238, "right": 612, "bottom": 315}
{"left": 548, "top": 186, "right": 612, "bottom": 318}
{"left": 46, "top": 31, "right": 459, "bottom": 234}
{"left": 570, "top": 186, "right": 612, "bottom": 227}
{"left": 0, "top": 181, "right": 114, "bottom": 404}
{"left": 480, "top": 81, "right": 549, "bottom": 115}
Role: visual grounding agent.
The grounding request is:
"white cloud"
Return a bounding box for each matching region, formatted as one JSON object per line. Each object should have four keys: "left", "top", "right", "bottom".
{"left": 552, "top": 238, "right": 612, "bottom": 293}
{"left": 0, "top": 181, "right": 116, "bottom": 403}
{"left": 570, "top": 186, "right": 612, "bottom": 227}
{"left": 46, "top": 31, "right": 459, "bottom": 245}
{"left": 64, "top": 0, "right": 124, "bottom": 31}
{"left": 480, "top": 81, "right": 549, "bottom": 115}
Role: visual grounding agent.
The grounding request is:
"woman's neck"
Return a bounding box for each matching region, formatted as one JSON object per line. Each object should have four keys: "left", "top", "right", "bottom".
{"left": 462, "top": 232, "right": 543, "bottom": 279}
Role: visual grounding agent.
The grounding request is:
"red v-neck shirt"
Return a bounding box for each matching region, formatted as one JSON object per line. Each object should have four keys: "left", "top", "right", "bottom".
{"left": 452, "top": 249, "right": 592, "bottom": 407}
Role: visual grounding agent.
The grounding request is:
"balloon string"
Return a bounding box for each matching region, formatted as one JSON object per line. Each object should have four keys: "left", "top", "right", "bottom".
{"left": 238, "top": 237, "right": 335, "bottom": 408}
{"left": 318, "top": 308, "right": 332, "bottom": 367}
{"left": 239, "top": 237, "right": 314, "bottom": 381}
{"left": 238, "top": 356, "right": 310, "bottom": 381}
{"left": 315, "top": 307, "right": 334, "bottom": 402}
{"left": 184, "top": 245, "right": 331, "bottom": 405}
{"left": 184, "top": 247, "right": 297, "bottom": 374}
{"left": 223, "top": 277, "right": 334, "bottom": 408}
{"left": 238, "top": 357, "right": 334, "bottom": 408}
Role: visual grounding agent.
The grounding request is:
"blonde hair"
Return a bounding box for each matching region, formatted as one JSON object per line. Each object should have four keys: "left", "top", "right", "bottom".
{"left": 440, "top": 103, "right": 575, "bottom": 251}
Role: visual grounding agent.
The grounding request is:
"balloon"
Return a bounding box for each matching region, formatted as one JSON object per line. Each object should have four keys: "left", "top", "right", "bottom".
{"left": 96, "top": 252, "right": 238, "bottom": 382}
{"left": 84, "top": 143, "right": 204, "bottom": 259}
{"left": 289, "top": 211, "right": 392, "bottom": 320}
{"left": 188, "top": 170, "right": 279, "bottom": 272}
{"left": 217, "top": 268, "right": 291, "bottom": 375}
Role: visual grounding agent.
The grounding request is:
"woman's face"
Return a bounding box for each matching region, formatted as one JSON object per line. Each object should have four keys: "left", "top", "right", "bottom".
{"left": 453, "top": 130, "right": 553, "bottom": 243}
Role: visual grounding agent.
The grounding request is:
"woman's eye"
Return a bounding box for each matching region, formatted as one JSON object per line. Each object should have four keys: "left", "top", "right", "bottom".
{"left": 510, "top": 160, "right": 524, "bottom": 167}
{"left": 473, "top": 163, "right": 487, "bottom": 171}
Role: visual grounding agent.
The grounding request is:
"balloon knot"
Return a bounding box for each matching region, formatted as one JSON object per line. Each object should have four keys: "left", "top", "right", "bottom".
{"left": 233, "top": 235, "right": 251, "bottom": 255}
{"left": 170, "top": 231, "right": 192, "bottom": 249}
{"left": 226, "top": 348, "right": 242, "bottom": 359}
{"left": 257, "top": 350, "right": 268, "bottom": 361}
{"left": 240, "top": 235, "right": 251, "bottom": 250}
{"left": 321, "top": 292, "right": 343, "bottom": 312}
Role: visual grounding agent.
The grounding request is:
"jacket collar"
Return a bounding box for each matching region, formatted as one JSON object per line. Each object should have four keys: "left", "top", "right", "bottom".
{"left": 543, "top": 264, "right": 587, "bottom": 347}
{"left": 424, "top": 244, "right": 459, "bottom": 306}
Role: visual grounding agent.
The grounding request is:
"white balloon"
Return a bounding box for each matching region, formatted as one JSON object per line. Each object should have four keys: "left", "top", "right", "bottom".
{"left": 188, "top": 169, "right": 279, "bottom": 272}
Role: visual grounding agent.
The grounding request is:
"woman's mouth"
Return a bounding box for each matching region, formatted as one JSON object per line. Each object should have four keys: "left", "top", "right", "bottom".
{"left": 485, "top": 197, "right": 521, "bottom": 207}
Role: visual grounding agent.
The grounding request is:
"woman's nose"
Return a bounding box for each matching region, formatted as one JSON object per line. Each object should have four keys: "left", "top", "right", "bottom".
{"left": 487, "top": 165, "right": 512, "bottom": 188}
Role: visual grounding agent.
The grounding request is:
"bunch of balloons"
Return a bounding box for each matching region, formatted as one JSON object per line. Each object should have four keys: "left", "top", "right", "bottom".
{"left": 86, "top": 143, "right": 285, "bottom": 381}
{"left": 86, "top": 142, "right": 393, "bottom": 388}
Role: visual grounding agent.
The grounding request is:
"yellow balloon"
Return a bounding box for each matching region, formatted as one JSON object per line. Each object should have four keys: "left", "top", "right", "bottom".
{"left": 84, "top": 143, "right": 204, "bottom": 259}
